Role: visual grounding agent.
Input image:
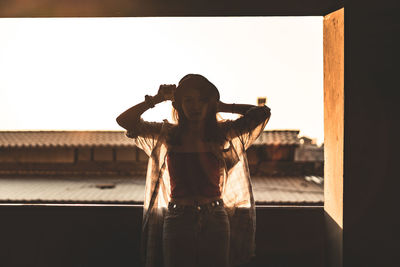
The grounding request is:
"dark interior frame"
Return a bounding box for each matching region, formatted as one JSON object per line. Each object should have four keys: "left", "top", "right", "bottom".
{"left": 2, "top": 1, "right": 399, "bottom": 267}
{"left": 0, "top": 0, "right": 344, "bottom": 17}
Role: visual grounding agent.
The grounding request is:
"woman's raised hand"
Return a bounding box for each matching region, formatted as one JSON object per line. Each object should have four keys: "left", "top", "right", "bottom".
{"left": 157, "top": 84, "right": 176, "bottom": 101}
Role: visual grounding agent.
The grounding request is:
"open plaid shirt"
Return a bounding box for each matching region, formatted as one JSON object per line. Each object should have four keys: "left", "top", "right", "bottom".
{"left": 126, "top": 105, "right": 271, "bottom": 267}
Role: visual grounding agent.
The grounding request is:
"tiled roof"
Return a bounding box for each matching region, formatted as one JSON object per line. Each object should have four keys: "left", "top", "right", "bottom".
{"left": 252, "top": 176, "right": 323, "bottom": 204}
{"left": 0, "top": 130, "right": 300, "bottom": 148}
{"left": 253, "top": 130, "right": 300, "bottom": 146}
{"left": 0, "top": 131, "right": 133, "bottom": 148}
{"left": 0, "top": 177, "right": 145, "bottom": 203}
{"left": 0, "top": 176, "right": 323, "bottom": 204}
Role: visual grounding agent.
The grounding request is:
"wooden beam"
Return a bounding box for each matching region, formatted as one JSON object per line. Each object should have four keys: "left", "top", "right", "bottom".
{"left": 0, "top": 0, "right": 344, "bottom": 17}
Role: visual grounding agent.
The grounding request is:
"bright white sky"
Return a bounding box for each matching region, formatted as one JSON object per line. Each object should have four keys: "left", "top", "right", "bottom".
{"left": 0, "top": 17, "right": 323, "bottom": 145}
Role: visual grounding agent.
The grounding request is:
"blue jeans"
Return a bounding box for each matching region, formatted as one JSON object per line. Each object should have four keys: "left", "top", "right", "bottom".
{"left": 163, "top": 199, "right": 230, "bottom": 267}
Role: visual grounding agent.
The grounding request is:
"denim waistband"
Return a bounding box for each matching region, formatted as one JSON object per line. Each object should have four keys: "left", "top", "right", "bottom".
{"left": 168, "top": 199, "right": 224, "bottom": 211}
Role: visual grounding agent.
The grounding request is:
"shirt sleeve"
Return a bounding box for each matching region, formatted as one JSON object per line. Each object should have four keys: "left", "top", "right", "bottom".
{"left": 125, "top": 118, "right": 164, "bottom": 157}
{"left": 223, "top": 105, "right": 271, "bottom": 150}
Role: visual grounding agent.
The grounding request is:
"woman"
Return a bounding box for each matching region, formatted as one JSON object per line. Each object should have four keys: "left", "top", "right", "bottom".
{"left": 116, "top": 74, "right": 271, "bottom": 267}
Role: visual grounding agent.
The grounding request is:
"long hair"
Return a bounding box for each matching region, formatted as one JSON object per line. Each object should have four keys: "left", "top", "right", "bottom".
{"left": 167, "top": 74, "right": 226, "bottom": 147}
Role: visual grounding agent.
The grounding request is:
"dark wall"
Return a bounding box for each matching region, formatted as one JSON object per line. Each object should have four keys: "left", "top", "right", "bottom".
{"left": 0, "top": 205, "right": 142, "bottom": 267}
{"left": 0, "top": 205, "right": 324, "bottom": 267}
{"left": 344, "top": 1, "right": 399, "bottom": 266}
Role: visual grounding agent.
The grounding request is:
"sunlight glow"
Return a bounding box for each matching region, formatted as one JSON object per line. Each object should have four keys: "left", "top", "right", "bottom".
{"left": 0, "top": 17, "right": 323, "bottom": 144}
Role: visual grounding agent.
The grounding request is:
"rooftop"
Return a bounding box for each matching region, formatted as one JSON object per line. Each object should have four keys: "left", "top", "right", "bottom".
{"left": 0, "top": 130, "right": 301, "bottom": 148}
{"left": 0, "top": 176, "right": 323, "bottom": 205}
{"left": 0, "top": 131, "right": 131, "bottom": 148}
{"left": 252, "top": 130, "right": 300, "bottom": 146}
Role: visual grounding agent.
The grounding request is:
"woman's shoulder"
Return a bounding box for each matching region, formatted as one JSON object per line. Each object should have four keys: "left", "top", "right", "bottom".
{"left": 161, "top": 119, "right": 177, "bottom": 131}
{"left": 217, "top": 119, "right": 234, "bottom": 131}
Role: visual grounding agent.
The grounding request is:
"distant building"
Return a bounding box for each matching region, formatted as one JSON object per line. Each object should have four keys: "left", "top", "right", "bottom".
{"left": 0, "top": 131, "right": 148, "bottom": 177}
{"left": 0, "top": 130, "right": 323, "bottom": 205}
{"left": 299, "top": 136, "right": 314, "bottom": 145}
{"left": 249, "top": 130, "right": 300, "bottom": 162}
{"left": 0, "top": 130, "right": 323, "bottom": 177}
{"left": 248, "top": 130, "right": 324, "bottom": 177}
{"left": 295, "top": 137, "right": 324, "bottom": 162}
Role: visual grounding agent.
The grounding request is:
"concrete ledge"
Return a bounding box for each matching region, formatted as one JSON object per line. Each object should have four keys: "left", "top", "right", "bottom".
{"left": 0, "top": 204, "right": 324, "bottom": 267}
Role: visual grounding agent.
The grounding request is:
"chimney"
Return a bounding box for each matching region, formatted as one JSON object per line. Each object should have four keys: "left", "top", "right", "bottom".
{"left": 257, "top": 97, "right": 267, "bottom": 106}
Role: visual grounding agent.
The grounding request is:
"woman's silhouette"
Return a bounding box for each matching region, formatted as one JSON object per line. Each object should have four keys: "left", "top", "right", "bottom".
{"left": 116, "top": 74, "right": 271, "bottom": 267}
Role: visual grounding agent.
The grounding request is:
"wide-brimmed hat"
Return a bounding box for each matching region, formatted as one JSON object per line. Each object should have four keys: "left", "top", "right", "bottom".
{"left": 175, "top": 74, "right": 220, "bottom": 101}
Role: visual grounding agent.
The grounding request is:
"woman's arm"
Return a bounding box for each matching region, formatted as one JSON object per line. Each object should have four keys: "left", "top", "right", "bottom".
{"left": 116, "top": 84, "right": 176, "bottom": 131}
{"left": 218, "top": 100, "right": 271, "bottom": 146}
{"left": 116, "top": 94, "right": 163, "bottom": 131}
{"left": 217, "top": 101, "right": 256, "bottom": 115}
